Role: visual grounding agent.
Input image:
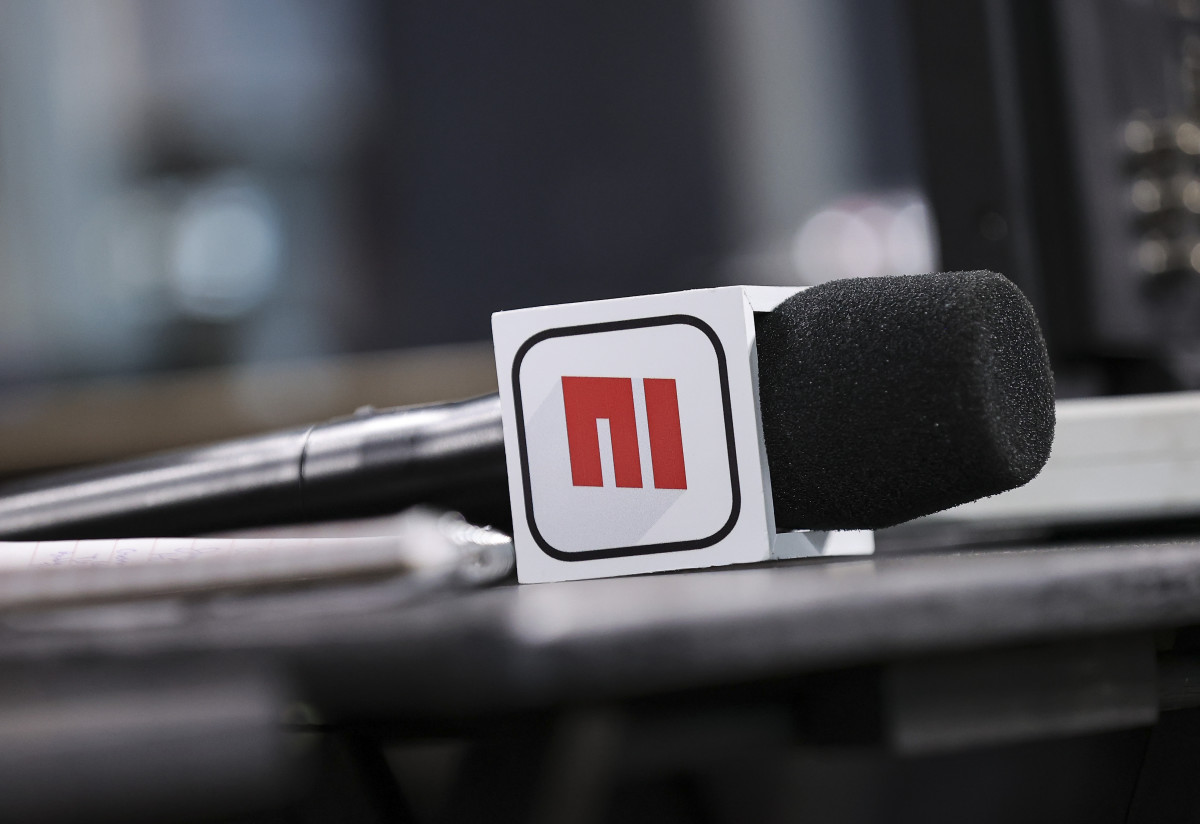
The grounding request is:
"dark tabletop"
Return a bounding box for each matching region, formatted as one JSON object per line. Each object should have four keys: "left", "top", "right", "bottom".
{"left": 0, "top": 538, "right": 1198, "bottom": 720}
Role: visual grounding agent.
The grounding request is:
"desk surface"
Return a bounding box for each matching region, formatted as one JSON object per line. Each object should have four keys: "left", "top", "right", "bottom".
{"left": 0, "top": 539, "right": 1198, "bottom": 719}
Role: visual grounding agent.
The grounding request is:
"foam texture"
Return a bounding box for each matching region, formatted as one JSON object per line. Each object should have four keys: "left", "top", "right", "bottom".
{"left": 755, "top": 271, "right": 1055, "bottom": 530}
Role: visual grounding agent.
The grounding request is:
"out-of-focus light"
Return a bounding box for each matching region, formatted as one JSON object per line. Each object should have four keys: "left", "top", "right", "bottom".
{"left": 169, "top": 177, "right": 283, "bottom": 321}
{"left": 1182, "top": 177, "right": 1200, "bottom": 213}
{"left": 1124, "top": 119, "right": 1156, "bottom": 154}
{"left": 1178, "top": 121, "right": 1200, "bottom": 155}
{"left": 1131, "top": 178, "right": 1163, "bottom": 213}
{"left": 887, "top": 200, "right": 936, "bottom": 274}
{"left": 1136, "top": 238, "right": 1170, "bottom": 275}
{"left": 793, "top": 209, "right": 881, "bottom": 283}
{"left": 792, "top": 192, "right": 936, "bottom": 284}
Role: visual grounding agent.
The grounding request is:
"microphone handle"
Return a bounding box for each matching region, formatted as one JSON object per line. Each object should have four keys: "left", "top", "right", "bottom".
{"left": 0, "top": 394, "right": 508, "bottom": 540}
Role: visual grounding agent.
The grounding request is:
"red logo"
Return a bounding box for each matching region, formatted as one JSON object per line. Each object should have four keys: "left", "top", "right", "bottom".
{"left": 561, "top": 376, "right": 687, "bottom": 489}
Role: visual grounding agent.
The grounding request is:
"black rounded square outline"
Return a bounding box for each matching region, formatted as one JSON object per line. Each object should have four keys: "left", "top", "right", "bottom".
{"left": 511, "top": 314, "right": 740, "bottom": 561}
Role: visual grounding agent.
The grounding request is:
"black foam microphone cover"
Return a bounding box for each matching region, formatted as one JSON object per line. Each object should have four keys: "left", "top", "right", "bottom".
{"left": 754, "top": 270, "right": 1055, "bottom": 531}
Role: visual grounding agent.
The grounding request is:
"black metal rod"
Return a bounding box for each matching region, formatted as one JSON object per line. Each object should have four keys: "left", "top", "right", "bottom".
{"left": 0, "top": 395, "right": 507, "bottom": 539}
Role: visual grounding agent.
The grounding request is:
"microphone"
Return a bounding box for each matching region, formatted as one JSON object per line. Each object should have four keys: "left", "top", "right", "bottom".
{"left": 0, "top": 397, "right": 508, "bottom": 540}
{"left": 0, "top": 272, "right": 1053, "bottom": 553}
{"left": 756, "top": 270, "right": 1055, "bottom": 531}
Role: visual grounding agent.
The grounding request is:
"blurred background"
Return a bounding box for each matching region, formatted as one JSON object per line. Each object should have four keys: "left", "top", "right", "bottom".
{"left": 0, "top": 0, "right": 1193, "bottom": 472}
{"left": 4, "top": 5, "right": 1200, "bottom": 824}
{"left": 0, "top": 0, "right": 923, "bottom": 379}
{"left": 0, "top": 0, "right": 930, "bottom": 475}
